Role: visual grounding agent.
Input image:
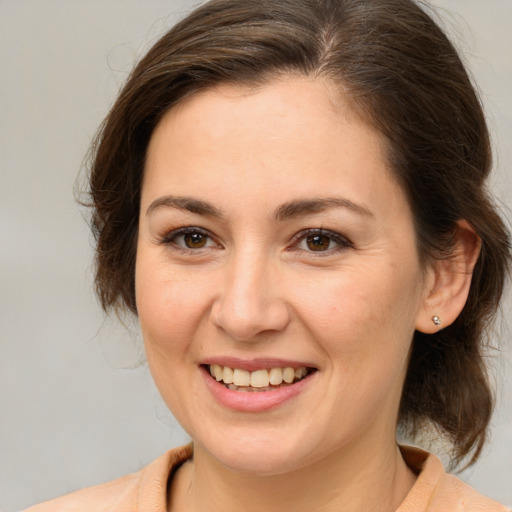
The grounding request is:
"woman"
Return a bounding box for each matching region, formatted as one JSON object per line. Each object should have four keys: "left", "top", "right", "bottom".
{"left": 25, "top": 0, "right": 511, "bottom": 510}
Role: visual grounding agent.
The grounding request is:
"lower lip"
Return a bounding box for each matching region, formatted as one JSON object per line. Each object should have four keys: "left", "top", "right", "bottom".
{"left": 201, "top": 367, "right": 315, "bottom": 412}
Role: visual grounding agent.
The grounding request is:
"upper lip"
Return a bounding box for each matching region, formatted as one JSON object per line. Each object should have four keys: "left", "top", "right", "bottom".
{"left": 200, "top": 357, "right": 317, "bottom": 372}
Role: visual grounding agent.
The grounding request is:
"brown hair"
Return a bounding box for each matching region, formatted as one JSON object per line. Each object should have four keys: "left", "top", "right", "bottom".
{"left": 87, "top": 0, "right": 511, "bottom": 467}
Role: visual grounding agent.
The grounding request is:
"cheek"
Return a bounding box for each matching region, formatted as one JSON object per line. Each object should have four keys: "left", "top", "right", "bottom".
{"left": 292, "top": 264, "right": 421, "bottom": 431}
{"left": 135, "top": 256, "right": 215, "bottom": 357}
{"left": 292, "top": 260, "right": 422, "bottom": 368}
{"left": 135, "top": 260, "right": 213, "bottom": 414}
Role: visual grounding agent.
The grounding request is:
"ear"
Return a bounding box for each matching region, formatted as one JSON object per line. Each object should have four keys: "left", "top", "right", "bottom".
{"left": 415, "top": 220, "right": 481, "bottom": 333}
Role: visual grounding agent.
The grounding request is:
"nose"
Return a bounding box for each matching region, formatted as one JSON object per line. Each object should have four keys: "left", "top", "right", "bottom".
{"left": 210, "top": 251, "right": 290, "bottom": 342}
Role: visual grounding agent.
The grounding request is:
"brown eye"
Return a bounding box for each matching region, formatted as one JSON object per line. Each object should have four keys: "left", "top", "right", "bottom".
{"left": 184, "top": 232, "right": 207, "bottom": 248}
{"left": 292, "top": 229, "right": 352, "bottom": 254}
{"left": 161, "top": 227, "right": 219, "bottom": 251}
{"left": 306, "top": 234, "right": 331, "bottom": 251}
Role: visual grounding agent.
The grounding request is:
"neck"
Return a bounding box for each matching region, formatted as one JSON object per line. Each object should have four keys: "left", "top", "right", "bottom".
{"left": 170, "top": 433, "right": 416, "bottom": 512}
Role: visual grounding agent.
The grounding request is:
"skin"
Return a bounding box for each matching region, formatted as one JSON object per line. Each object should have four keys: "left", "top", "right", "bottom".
{"left": 135, "top": 76, "right": 479, "bottom": 512}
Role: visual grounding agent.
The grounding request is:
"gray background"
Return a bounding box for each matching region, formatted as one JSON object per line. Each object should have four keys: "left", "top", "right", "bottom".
{"left": 0, "top": 1, "right": 510, "bottom": 510}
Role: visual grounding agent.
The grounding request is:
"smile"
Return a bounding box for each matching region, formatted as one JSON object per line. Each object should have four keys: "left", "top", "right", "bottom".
{"left": 207, "top": 364, "right": 313, "bottom": 392}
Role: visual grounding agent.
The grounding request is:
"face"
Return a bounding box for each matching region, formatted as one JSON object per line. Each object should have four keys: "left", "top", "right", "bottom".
{"left": 136, "top": 76, "right": 431, "bottom": 475}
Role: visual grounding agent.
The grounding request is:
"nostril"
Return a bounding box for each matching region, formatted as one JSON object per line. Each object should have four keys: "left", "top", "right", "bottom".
{"left": 210, "top": 298, "right": 291, "bottom": 342}
{"left": 209, "top": 268, "right": 291, "bottom": 341}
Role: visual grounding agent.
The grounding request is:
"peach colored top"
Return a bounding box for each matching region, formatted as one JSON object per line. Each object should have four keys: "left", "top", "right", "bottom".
{"left": 25, "top": 444, "right": 510, "bottom": 512}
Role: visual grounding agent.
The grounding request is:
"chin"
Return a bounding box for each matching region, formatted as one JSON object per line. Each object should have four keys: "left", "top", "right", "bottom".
{"left": 213, "top": 448, "right": 304, "bottom": 476}
{"left": 195, "top": 429, "right": 320, "bottom": 476}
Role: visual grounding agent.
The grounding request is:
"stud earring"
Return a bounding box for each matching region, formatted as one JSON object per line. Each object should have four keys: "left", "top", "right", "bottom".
{"left": 432, "top": 315, "right": 442, "bottom": 326}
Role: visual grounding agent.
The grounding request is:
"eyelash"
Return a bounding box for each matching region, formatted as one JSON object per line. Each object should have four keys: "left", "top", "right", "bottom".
{"left": 289, "top": 228, "right": 353, "bottom": 255}
{"left": 158, "top": 227, "right": 220, "bottom": 253}
{"left": 158, "top": 226, "right": 353, "bottom": 255}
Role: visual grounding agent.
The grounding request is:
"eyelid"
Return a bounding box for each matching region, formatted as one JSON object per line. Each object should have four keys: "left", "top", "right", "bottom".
{"left": 158, "top": 226, "right": 221, "bottom": 250}
{"left": 156, "top": 226, "right": 352, "bottom": 254}
{"left": 289, "top": 228, "right": 353, "bottom": 252}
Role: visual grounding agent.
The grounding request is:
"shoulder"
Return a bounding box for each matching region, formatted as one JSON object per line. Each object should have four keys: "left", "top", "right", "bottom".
{"left": 23, "top": 472, "right": 140, "bottom": 512}
{"left": 23, "top": 444, "right": 193, "bottom": 512}
{"left": 429, "top": 472, "right": 510, "bottom": 512}
{"left": 398, "top": 445, "right": 510, "bottom": 512}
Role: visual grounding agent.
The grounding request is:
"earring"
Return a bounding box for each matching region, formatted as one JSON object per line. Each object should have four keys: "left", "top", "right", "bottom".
{"left": 432, "top": 315, "right": 442, "bottom": 326}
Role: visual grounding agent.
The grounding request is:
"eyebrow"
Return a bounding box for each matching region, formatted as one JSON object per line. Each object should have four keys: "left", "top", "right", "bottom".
{"left": 146, "top": 195, "right": 224, "bottom": 218}
{"left": 146, "top": 195, "right": 373, "bottom": 220}
{"left": 274, "top": 197, "right": 374, "bottom": 221}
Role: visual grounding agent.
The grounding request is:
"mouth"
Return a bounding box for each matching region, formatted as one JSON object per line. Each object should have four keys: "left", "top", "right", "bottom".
{"left": 205, "top": 364, "right": 316, "bottom": 392}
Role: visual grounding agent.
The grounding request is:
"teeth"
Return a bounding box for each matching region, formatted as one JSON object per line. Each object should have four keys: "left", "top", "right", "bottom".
{"left": 233, "top": 369, "right": 251, "bottom": 386}
{"left": 222, "top": 366, "right": 234, "bottom": 384}
{"left": 212, "top": 364, "right": 223, "bottom": 381}
{"left": 250, "top": 369, "right": 270, "bottom": 388}
{"left": 269, "top": 367, "right": 283, "bottom": 385}
{"left": 295, "top": 367, "right": 307, "bottom": 379}
{"left": 208, "top": 364, "right": 310, "bottom": 389}
{"left": 283, "top": 367, "right": 295, "bottom": 383}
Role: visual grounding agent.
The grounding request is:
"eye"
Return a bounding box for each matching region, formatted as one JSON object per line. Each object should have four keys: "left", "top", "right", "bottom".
{"left": 180, "top": 231, "right": 209, "bottom": 249}
{"left": 160, "top": 227, "right": 219, "bottom": 251}
{"left": 292, "top": 229, "right": 352, "bottom": 253}
{"left": 303, "top": 234, "right": 332, "bottom": 251}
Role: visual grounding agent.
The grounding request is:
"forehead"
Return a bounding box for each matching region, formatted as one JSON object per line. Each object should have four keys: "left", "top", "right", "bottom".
{"left": 142, "top": 76, "right": 405, "bottom": 220}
